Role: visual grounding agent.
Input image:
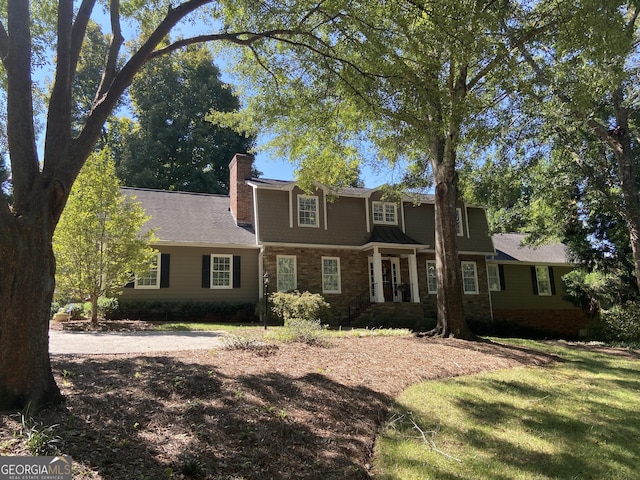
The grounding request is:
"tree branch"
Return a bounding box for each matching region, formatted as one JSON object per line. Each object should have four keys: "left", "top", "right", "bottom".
{"left": 6, "top": 0, "right": 39, "bottom": 212}
{"left": 44, "top": 0, "right": 74, "bottom": 167}
{"left": 70, "top": 0, "right": 97, "bottom": 74}
{"left": 0, "top": 21, "right": 8, "bottom": 65}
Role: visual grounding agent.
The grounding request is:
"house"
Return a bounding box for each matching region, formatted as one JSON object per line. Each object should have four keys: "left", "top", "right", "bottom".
{"left": 119, "top": 153, "right": 588, "bottom": 336}
{"left": 487, "top": 233, "right": 589, "bottom": 337}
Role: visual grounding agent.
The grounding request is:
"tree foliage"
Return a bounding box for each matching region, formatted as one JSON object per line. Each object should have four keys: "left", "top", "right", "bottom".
{"left": 53, "top": 148, "right": 157, "bottom": 323}
{"left": 113, "top": 45, "right": 253, "bottom": 193}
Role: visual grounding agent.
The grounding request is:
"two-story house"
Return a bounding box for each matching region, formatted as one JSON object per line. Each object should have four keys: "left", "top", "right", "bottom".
{"left": 119, "top": 153, "right": 588, "bottom": 335}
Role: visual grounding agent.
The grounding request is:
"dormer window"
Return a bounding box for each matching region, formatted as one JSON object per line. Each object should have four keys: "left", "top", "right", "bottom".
{"left": 298, "top": 195, "right": 319, "bottom": 227}
{"left": 373, "top": 201, "right": 397, "bottom": 225}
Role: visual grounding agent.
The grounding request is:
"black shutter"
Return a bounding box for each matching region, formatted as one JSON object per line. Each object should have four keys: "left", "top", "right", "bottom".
{"left": 124, "top": 278, "right": 135, "bottom": 288}
{"left": 160, "top": 254, "right": 170, "bottom": 288}
{"left": 202, "top": 255, "right": 211, "bottom": 288}
{"left": 531, "top": 266, "right": 538, "bottom": 295}
{"left": 549, "top": 266, "right": 556, "bottom": 295}
{"left": 498, "top": 265, "right": 506, "bottom": 291}
{"left": 233, "top": 256, "right": 241, "bottom": 288}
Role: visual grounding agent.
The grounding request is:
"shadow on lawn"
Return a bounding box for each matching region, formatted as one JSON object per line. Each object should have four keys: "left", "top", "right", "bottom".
{"left": 40, "top": 355, "right": 390, "bottom": 479}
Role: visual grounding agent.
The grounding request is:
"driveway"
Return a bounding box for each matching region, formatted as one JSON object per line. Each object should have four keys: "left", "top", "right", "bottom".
{"left": 49, "top": 330, "right": 227, "bottom": 354}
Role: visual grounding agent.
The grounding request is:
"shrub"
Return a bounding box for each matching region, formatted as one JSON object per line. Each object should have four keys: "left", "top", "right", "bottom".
{"left": 593, "top": 302, "right": 640, "bottom": 345}
{"left": 268, "top": 291, "right": 330, "bottom": 345}
{"left": 62, "top": 303, "right": 84, "bottom": 320}
{"left": 269, "top": 291, "right": 331, "bottom": 324}
{"left": 108, "top": 300, "right": 256, "bottom": 323}
{"left": 97, "top": 297, "right": 119, "bottom": 318}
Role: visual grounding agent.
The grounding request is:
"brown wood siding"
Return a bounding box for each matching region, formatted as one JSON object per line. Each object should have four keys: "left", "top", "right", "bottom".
{"left": 489, "top": 264, "right": 579, "bottom": 310}
{"left": 458, "top": 207, "right": 493, "bottom": 253}
{"left": 119, "top": 245, "right": 260, "bottom": 303}
{"left": 257, "top": 188, "right": 370, "bottom": 245}
{"left": 403, "top": 203, "right": 435, "bottom": 245}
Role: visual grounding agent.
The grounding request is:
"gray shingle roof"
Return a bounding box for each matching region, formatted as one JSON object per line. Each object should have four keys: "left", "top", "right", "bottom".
{"left": 122, "top": 187, "right": 256, "bottom": 246}
{"left": 490, "top": 233, "right": 570, "bottom": 264}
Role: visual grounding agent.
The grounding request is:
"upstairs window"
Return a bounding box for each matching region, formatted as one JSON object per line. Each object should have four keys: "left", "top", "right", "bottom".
{"left": 373, "top": 201, "right": 397, "bottom": 225}
{"left": 298, "top": 195, "right": 319, "bottom": 227}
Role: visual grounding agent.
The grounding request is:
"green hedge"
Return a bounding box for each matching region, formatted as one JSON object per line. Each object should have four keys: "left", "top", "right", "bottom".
{"left": 107, "top": 300, "right": 258, "bottom": 323}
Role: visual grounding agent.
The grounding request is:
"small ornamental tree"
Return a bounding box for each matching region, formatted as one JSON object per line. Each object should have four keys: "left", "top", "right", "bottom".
{"left": 53, "top": 148, "right": 157, "bottom": 323}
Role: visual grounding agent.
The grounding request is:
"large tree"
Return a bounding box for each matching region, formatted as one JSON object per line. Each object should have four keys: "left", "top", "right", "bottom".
{"left": 0, "top": 0, "right": 329, "bottom": 411}
{"left": 53, "top": 148, "right": 157, "bottom": 324}
{"left": 114, "top": 44, "right": 253, "bottom": 193}
{"left": 216, "top": 0, "right": 556, "bottom": 339}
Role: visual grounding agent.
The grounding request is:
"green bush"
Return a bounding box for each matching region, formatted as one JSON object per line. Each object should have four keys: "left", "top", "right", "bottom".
{"left": 268, "top": 291, "right": 331, "bottom": 345}
{"left": 592, "top": 302, "right": 640, "bottom": 345}
{"left": 269, "top": 291, "right": 331, "bottom": 324}
{"left": 97, "top": 297, "right": 119, "bottom": 317}
{"left": 62, "top": 303, "right": 84, "bottom": 320}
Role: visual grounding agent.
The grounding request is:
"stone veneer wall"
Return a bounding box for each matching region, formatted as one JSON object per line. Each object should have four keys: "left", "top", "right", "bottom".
{"left": 263, "top": 247, "right": 370, "bottom": 320}
{"left": 415, "top": 253, "right": 492, "bottom": 320}
{"left": 264, "top": 247, "right": 494, "bottom": 323}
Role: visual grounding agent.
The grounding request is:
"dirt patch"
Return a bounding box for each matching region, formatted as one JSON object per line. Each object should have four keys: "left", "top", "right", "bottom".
{"left": 1, "top": 335, "right": 556, "bottom": 479}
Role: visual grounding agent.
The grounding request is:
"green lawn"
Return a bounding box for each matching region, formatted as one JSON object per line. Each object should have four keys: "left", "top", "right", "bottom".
{"left": 373, "top": 339, "right": 640, "bottom": 480}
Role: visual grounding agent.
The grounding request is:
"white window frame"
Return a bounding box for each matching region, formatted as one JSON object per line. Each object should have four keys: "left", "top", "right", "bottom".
{"left": 210, "top": 254, "right": 233, "bottom": 289}
{"left": 372, "top": 201, "right": 397, "bottom": 225}
{"left": 487, "top": 264, "right": 501, "bottom": 292}
{"left": 426, "top": 260, "right": 437, "bottom": 294}
{"left": 462, "top": 261, "right": 479, "bottom": 295}
{"left": 321, "top": 257, "right": 341, "bottom": 294}
{"left": 456, "top": 208, "right": 464, "bottom": 236}
{"left": 277, "top": 255, "right": 297, "bottom": 292}
{"left": 135, "top": 253, "right": 160, "bottom": 289}
{"left": 535, "top": 266, "right": 552, "bottom": 296}
{"left": 297, "top": 194, "right": 319, "bottom": 227}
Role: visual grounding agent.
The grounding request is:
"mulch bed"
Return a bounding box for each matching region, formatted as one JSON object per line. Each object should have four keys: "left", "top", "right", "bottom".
{"left": 1, "top": 328, "right": 558, "bottom": 479}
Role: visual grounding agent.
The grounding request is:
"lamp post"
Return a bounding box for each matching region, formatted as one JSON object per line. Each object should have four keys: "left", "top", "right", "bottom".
{"left": 263, "top": 272, "right": 270, "bottom": 330}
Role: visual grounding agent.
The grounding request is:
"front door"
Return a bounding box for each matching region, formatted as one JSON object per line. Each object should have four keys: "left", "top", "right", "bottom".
{"left": 370, "top": 257, "right": 402, "bottom": 302}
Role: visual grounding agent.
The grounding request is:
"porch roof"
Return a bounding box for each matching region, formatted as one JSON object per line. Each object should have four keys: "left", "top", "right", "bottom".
{"left": 369, "top": 226, "right": 421, "bottom": 245}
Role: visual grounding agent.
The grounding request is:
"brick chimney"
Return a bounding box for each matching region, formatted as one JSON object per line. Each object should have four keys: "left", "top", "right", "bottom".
{"left": 229, "top": 153, "right": 254, "bottom": 226}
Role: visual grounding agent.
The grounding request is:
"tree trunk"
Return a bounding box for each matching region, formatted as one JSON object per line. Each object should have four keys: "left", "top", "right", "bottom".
{"left": 610, "top": 95, "right": 640, "bottom": 293}
{"left": 0, "top": 211, "right": 63, "bottom": 411}
{"left": 429, "top": 160, "right": 475, "bottom": 340}
{"left": 91, "top": 295, "right": 99, "bottom": 324}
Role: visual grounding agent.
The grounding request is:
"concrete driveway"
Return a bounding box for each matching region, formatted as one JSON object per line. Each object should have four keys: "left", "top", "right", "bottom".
{"left": 49, "top": 330, "right": 227, "bottom": 355}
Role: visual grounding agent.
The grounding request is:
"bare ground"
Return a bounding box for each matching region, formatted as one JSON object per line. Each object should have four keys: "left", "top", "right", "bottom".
{"left": 1, "top": 326, "right": 558, "bottom": 479}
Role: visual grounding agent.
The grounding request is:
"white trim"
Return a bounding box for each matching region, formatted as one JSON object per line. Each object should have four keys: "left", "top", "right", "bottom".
{"left": 365, "top": 198, "right": 371, "bottom": 233}
{"left": 461, "top": 261, "right": 479, "bottom": 295}
{"left": 321, "top": 256, "right": 341, "bottom": 294}
{"left": 464, "top": 203, "right": 471, "bottom": 239}
{"left": 289, "top": 190, "right": 293, "bottom": 228}
{"left": 210, "top": 254, "right": 233, "bottom": 289}
{"left": 251, "top": 183, "right": 260, "bottom": 245}
{"left": 456, "top": 207, "right": 464, "bottom": 236}
{"left": 323, "top": 193, "right": 328, "bottom": 230}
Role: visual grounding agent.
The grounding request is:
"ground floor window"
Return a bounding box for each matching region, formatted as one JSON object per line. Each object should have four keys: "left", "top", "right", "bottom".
{"left": 277, "top": 255, "right": 297, "bottom": 292}
{"left": 135, "top": 253, "right": 160, "bottom": 289}
{"left": 322, "top": 257, "right": 341, "bottom": 294}
{"left": 487, "top": 264, "right": 501, "bottom": 291}
{"left": 462, "top": 261, "right": 479, "bottom": 294}
{"left": 211, "top": 254, "right": 233, "bottom": 288}
{"left": 426, "top": 260, "right": 437, "bottom": 294}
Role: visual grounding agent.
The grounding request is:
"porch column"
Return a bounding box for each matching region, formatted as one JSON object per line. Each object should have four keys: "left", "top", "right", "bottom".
{"left": 372, "top": 249, "right": 385, "bottom": 303}
{"left": 408, "top": 252, "right": 421, "bottom": 303}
